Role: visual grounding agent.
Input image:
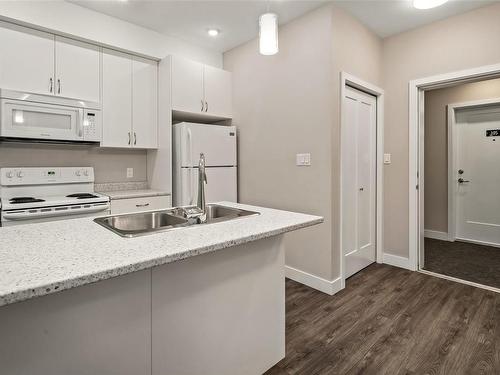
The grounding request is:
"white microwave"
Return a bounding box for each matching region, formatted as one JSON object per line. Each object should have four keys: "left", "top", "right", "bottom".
{"left": 0, "top": 89, "right": 101, "bottom": 143}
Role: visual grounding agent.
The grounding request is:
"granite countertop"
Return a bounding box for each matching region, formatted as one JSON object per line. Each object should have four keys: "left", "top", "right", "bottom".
{"left": 99, "top": 189, "right": 171, "bottom": 200}
{"left": 0, "top": 202, "right": 323, "bottom": 307}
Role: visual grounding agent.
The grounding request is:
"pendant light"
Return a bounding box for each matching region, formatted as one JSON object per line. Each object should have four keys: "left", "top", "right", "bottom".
{"left": 259, "top": 12, "right": 278, "bottom": 55}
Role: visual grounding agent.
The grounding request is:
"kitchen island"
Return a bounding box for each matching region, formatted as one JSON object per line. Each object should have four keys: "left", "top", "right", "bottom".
{"left": 0, "top": 202, "right": 322, "bottom": 375}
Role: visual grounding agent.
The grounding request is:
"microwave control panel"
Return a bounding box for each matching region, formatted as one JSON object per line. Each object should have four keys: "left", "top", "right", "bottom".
{"left": 83, "top": 110, "right": 101, "bottom": 142}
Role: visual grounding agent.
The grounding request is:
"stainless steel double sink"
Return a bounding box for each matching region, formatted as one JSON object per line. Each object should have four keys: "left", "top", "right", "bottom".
{"left": 94, "top": 204, "right": 259, "bottom": 238}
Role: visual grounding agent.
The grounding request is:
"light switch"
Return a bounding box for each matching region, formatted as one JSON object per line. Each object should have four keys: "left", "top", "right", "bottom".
{"left": 127, "top": 168, "right": 134, "bottom": 178}
{"left": 296, "top": 153, "right": 311, "bottom": 166}
{"left": 384, "top": 153, "right": 391, "bottom": 165}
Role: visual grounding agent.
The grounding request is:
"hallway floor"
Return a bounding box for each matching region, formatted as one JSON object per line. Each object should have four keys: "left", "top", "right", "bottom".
{"left": 424, "top": 238, "right": 500, "bottom": 289}
{"left": 267, "top": 263, "right": 500, "bottom": 375}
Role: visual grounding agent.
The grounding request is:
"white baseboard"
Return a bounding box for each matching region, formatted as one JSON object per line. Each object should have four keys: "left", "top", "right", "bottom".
{"left": 424, "top": 230, "right": 449, "bottom": 241}
{"left": 382, "top": 253, "right": 413, "bottom": 270}
{"left": 285, "top": 265, "right": 342, "bottom": 296}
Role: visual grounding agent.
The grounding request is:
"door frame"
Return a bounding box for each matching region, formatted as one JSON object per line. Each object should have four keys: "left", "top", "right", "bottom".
{"left": 340, "top": 72, "right": 384, "bottom": 288}
{"left": 409, "top": 63, "right": 500, "bottom": 271}
{"left": 447, "top": 98, "right": 500, "bottom": 242}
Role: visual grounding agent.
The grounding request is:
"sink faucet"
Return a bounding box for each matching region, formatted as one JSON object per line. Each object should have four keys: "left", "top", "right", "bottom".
{"left": 197, "top": 153, "right": 208, "bottom": 223}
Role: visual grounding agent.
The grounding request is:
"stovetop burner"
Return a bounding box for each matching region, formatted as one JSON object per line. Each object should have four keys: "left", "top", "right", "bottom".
{"left": 66, "top": 193, "right": 99, "bottom": 199}
{"left": 9, "top": 197, "right": 46, "bottom": 204}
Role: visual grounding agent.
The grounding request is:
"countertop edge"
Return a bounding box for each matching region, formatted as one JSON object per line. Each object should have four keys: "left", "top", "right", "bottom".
{"left": 0, "top": 217, "right": 322, "bottom": 307}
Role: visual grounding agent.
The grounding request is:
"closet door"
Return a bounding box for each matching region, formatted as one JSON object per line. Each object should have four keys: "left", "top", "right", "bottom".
{"left": 342, "top": 86, "right": 377, "bottom": 278}
{"left": 0, "top": 22, "right": 55, "bottom": 95}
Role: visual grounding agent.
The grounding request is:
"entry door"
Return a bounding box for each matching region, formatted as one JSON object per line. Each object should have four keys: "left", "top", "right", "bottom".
{"left": 342, "top": 86, "right": 377, "bottom": 278}
{"left": 454, "top": 106, "right": 500, "bottom": 245}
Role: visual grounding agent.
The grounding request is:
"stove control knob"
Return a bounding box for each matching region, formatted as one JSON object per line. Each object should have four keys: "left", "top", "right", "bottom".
{"left": 83, "top": 170, "right": 89, "bottom": 177}
{"left": 16, "top": 171, "right": 24, "bottom": 178}
{"left": 6, "top": 171, "right": 14, "bottom": 178}
{"left": 75, "top": 170, "right": 81, "bottom": 176}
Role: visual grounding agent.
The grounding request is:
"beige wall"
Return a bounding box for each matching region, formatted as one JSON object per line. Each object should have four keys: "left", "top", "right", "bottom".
{"left": 382, "top": 3, "right": 500, "bottom": 257}
{"left": 0, "top": 145, "right": 147, "bottom": 183}
{"left": 424, "top": 78, "right": 500, "bottom": 233}
{"left": 224, "top": 4, "right": 382, "bottom": 281}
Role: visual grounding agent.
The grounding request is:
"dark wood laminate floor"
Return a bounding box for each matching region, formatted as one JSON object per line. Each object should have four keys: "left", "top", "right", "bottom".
{"left": 266, "top": 263, "right": 500, "bottom": 375}
{"left": 424, "top": 238, "right": 500, "bottom": 289}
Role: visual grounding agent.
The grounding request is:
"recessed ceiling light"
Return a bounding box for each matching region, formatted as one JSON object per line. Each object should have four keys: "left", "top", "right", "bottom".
{"left": 207, "top": 29, "right": 220, "bottom": 37}
{"left": 413, "top": 0, "right": 449, "bottom": 9}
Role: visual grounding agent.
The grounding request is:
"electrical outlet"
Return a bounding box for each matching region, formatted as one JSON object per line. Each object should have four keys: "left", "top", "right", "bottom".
{"left": 126, "top": 168, "right": 134, "bottom": 178}
{"left": 296, "top": 153, "right": 311, "bottom": 166}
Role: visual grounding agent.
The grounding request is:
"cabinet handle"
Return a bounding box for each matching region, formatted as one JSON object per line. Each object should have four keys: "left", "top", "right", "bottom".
{"left": 205, "top": 101, "right": 208, "bottom": 112}
{"left": 136, "top": 203, "right": 150, "bottom": 208}
{"left": 128, "top": 132, "right": 131, "bottom": 145}
{"left": 134, "top": 132, "right": 137, "bottom": 145}
{"left": 49, "top": 78, "right": 53, "bottom": 93}
{"left": 57, "top": 79, "right": 61, "bottom": 94}
{"left": 201, "top": 100, "right": 205, "bottom": 112}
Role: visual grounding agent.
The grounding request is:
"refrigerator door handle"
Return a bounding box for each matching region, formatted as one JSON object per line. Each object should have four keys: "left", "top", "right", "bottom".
{"left": 186, "top": 128, "right": 195, "bottom": 204}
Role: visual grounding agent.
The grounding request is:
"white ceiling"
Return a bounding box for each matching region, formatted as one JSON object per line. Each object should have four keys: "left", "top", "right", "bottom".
{"left": 69, "top": 1, "right": 326, "bottom": 53}
{"left": 335, "top": 0, "right": 497, "bottom": 38}
{"left": 70, "top": 0, "right": 497, "bottom": 52}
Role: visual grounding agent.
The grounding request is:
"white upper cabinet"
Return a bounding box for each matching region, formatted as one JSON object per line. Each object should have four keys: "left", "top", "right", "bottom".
{"left": 0, "top": 22, "right": 55, "bottom": 96}
{"left": 171, "top": 56, "right": 204, "bottom": 114}
{"left": 132, "top": 57, "right": 158, "bottom": 149}
{"left": 55, "top": 36, "right": 100, "bottom": 103}
{"left": 101, "top": 49, "right": 158, "bottom": 149}
{"left": 171, "top": 56, "right": 232, "bottom": 119}
{"left": 203, "top": 65, "right": 232, "bottom": 119}
{"left": 102, "top": 49, "right": 132, "bottom": 148}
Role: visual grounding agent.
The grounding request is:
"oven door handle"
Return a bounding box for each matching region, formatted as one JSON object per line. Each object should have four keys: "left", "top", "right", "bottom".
{"left": 2, "top": 203, "right": 110, "bottom": 221}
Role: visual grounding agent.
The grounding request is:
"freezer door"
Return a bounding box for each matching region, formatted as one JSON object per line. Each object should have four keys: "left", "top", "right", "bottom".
{"left": 177, "top": 123, "right": 236, "bottom": 167}
{"left": 178, "top": 167, "right": 237, "bottom": 206}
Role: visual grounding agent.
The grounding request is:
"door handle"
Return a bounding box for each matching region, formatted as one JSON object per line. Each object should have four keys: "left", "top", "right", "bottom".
{"left": 458, "top": 178, "right": 470, "bottom": 183}
{"left": 201, "top": 100, "right": 204, "bottom": 112}
{"left": 205, "top": 101, "right": 208, "bottom": 112}
{"left": 136, "top": 203, "right": 150, "bottom": 208}
{"left": 49, "top": 78, "right": 53, "bottom": 93}
{"left": 57, "top": 79, "right": 61, "bottom": 94}
{"left": 134, "top": 132, "right": 137, "bottom": 145}
{"left": 128, "top": 132, "right": 131, "bottom": 145}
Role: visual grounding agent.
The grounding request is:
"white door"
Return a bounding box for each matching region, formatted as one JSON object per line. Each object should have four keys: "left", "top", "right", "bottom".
{"left": 0, "top": 22, "right": 55, "bottom": 96}
{"left": 203, "top": 65, "right": 232, "bottom": 118}
{"left": 342, "top": 86, "right": 377, "bottom": 278}
{"left": 454, "top": 107, "right": 500, "bottom": 246}
{"left": 171, "top": 56, "right": 204, "bottom": 114}
{"left": 101, "top": 49, "right": 132, "bottom": 148}
{"left": 176, "top": 123, "right": 237, "bottom": 167}
{"left": 55, "top": 36, "right": 100, "bottom": 102}
{"left": 179, "top": 167, "right": 237, "bottom": 206}
{"left": 132, "top": 57, "right": 158, "bottom": 149}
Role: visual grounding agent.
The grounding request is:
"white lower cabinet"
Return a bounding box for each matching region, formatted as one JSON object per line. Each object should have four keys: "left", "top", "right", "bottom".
{"left": 110, "top": 195, "right": 172, "bottom": 215}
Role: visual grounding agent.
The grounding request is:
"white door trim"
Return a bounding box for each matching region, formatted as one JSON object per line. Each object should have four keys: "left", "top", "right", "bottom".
{"left": 340, "top": 72, "right": 384, "bottom": 288}
{"left": 447, "top": 98, "right": 500, "bottom": 242}
{"left": 409, "top": 63, "right": 500, "bottom": 271}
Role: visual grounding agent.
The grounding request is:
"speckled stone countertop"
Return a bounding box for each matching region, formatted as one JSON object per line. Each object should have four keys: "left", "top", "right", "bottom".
{"left": 0, "top": 202, "right": 322, "bottom": 307}
{"left": 99, "top": 189, "right": 171, "bottom": 200}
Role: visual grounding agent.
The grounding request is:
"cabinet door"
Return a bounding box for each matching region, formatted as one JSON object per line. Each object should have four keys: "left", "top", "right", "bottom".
{"left": 55, "top": 36, "right": 100, "bottom": 102}
{"left": 132, "top": 57, "right": 158, "bottom": 149}
{"left": 0, "top": 22, "right": 54, "bottom": 95}
{"left": 171, "top": 56, "right": 204, "bottom": 114}
{"left": 102, "top": 49, "right": 132, "bottom": 148}
{"left": 203, "top": 65, "right": 232, "bottom": 118}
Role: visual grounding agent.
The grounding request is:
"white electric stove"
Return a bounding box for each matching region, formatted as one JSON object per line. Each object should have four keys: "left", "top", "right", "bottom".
{"left": 0, "top": 167, "right": 110, "bottom": 226}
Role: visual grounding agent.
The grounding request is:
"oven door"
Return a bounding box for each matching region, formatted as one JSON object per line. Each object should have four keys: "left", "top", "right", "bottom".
{"left": 0, "top": 98, "right": 83, "bottom": 141}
